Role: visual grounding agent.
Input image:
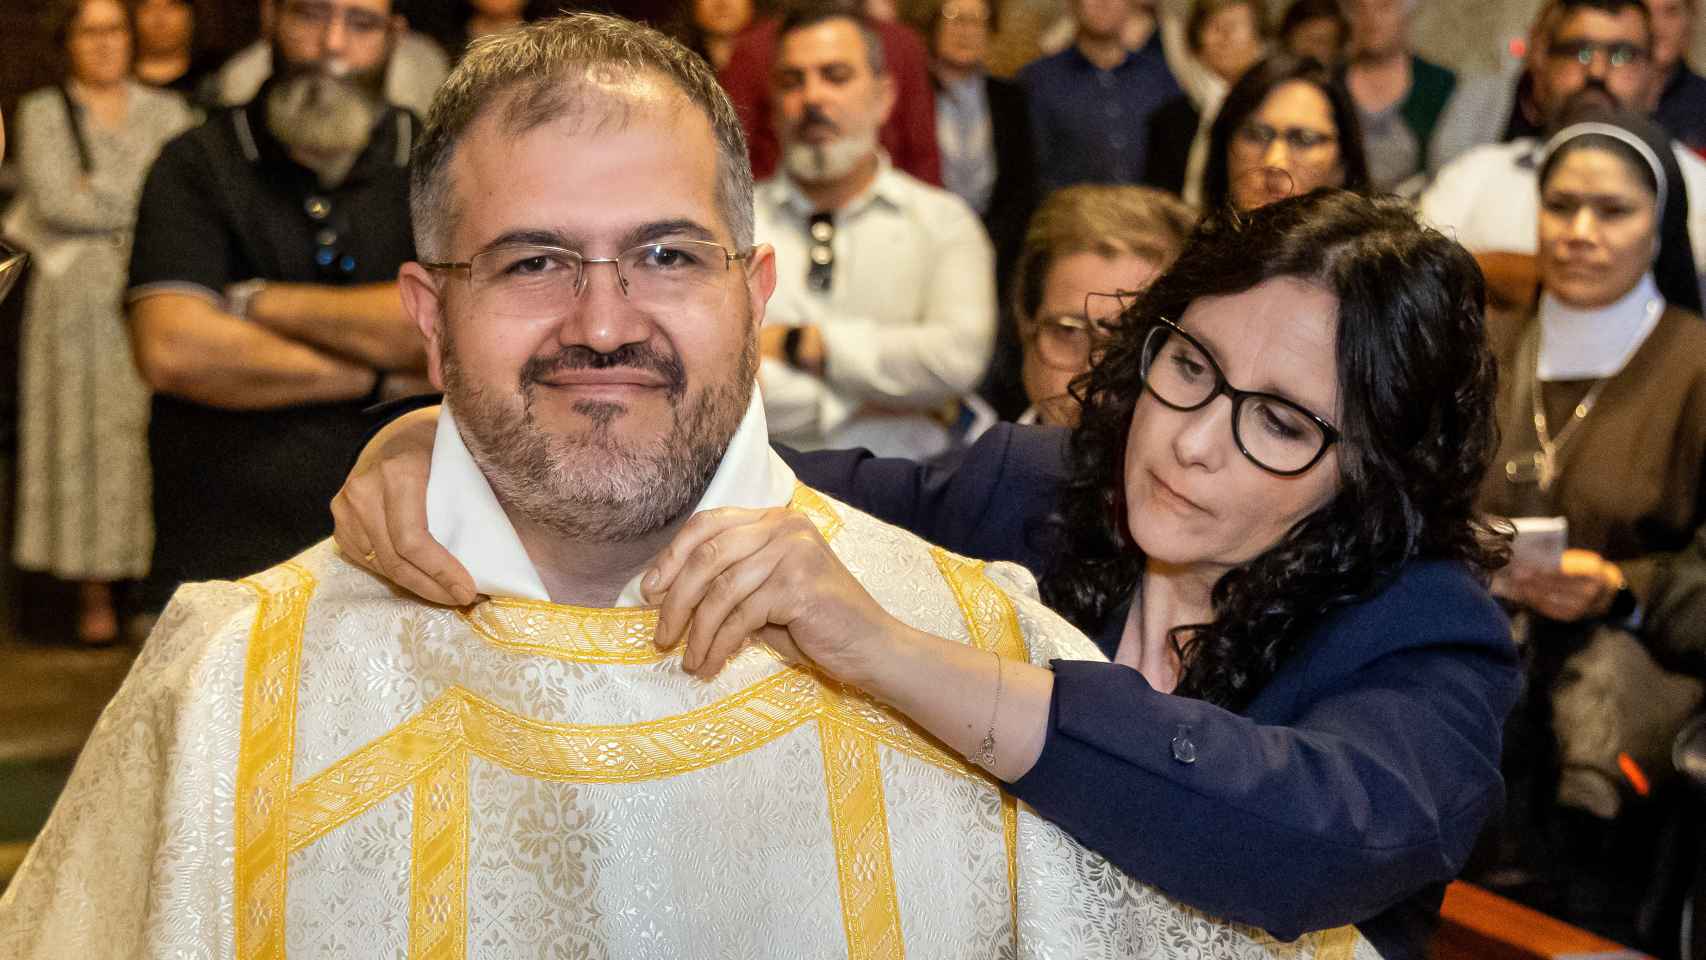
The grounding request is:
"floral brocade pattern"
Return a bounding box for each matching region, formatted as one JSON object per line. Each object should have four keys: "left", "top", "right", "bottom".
{"left": 0, "top": 489, "right": 1381, "bottom": 959}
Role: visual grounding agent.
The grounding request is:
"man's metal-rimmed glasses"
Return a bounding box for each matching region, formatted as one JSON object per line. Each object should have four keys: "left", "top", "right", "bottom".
{"left": 1032, "top": 290, "right": 1139, "bottom": 371}
{"left": 0, "top": 240, "right": 28, "bottom": 304}
{"left": 279, "top": 0, "right": 391, "bottom": 37}
{"left": 421, "top": 240, "right": 752, "bottom": 318}
{"left": 1139, "top": 317, "right": 1340, "bottom": 476}
{"left": 1547, "top": 39, "right": 1648, "bottom": 69}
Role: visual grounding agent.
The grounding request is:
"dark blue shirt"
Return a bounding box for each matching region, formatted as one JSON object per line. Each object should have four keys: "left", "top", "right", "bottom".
{"left": 1656, "top": 63, "right": 1706, "bottom": 155}
{"left": 1018, "top": 37, "right": 1181, "bottom": 192}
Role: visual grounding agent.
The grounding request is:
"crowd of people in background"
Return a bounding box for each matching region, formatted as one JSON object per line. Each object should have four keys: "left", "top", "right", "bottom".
{"left": 3, "top": 0, "right": 1706, "bottom": 954}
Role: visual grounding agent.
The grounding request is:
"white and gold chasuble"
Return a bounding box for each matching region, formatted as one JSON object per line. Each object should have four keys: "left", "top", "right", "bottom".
{"left": 1, "top": 488, "right": 1381, "bottom": 959}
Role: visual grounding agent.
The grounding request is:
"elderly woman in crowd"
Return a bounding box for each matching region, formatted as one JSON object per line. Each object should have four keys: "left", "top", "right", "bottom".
{"left": 1000, "top": 184, "right": 1195, "bottom": 426}
{"left": 332, "top": 191, "right": 1517, "bottom": 959}
{"left": 980, "top": 184, "right": 1194, "bottom": 422}
{"left": 1202, "top": 55, "right": 1369, "bottom": 211}
{"left": 1474, "top": 107, "right": 1706, "bottom": 943}
{"left": 8, "top": 0, "right": 193, "bottom": 644}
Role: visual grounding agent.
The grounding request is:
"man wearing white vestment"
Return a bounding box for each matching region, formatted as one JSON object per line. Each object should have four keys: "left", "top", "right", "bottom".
{"left": 0, "top": 14, "right": 1382, "bottom": 959}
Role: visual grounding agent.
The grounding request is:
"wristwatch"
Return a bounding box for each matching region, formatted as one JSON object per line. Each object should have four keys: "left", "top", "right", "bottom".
{"left": 782, "top": 326, "right": 805, "bottom": 369}
{"left": 1606, "top": 583, "right": 1639, "bottom": 622}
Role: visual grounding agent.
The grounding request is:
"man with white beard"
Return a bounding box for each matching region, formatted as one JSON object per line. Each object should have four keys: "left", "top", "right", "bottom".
{"left": 755, "top": 2, "right": 997, "bottom": 459}
{"left": 125, "top": 0, "right": 431, "bottom": 614}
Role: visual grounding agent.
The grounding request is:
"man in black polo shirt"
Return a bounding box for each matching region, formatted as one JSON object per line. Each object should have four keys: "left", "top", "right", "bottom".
{"left": 127, "top": 0, "right": 428, "bottom": 611}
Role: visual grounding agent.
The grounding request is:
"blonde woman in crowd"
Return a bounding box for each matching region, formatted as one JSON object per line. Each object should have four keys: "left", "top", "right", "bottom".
{"left": 997, "top": 184, "right": 1196, "bottom": 425}
{"left": 8, "top": 0, "right": 193, "bottom": 644}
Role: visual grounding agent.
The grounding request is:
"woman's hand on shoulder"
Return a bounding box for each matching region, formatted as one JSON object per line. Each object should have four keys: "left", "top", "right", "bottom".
{"left": 330, "top": 404, "right": 477, "bottom": 607}
{"left": 643, "top": 506, "right": 911, "bottom": 683}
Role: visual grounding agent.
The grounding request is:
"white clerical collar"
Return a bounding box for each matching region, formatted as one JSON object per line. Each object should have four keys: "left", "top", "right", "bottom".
{"left": 426, "top": 387, "right": 797, "bottom": 605}
{"left": 1538, "top": 272, "right": 1665, "bottom": 381}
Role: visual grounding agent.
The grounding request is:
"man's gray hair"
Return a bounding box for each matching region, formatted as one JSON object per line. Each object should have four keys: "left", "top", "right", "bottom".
{"left": 409, "top": 13, "right": 755, "bottom": 260}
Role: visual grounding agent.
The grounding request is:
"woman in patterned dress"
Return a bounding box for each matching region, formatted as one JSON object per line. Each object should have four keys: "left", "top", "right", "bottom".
{"left": 10, "top": 0, "right": 193, "bottom": 643}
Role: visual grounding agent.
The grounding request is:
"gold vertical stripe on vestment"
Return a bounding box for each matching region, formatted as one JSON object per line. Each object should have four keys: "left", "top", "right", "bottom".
{"left": 233, "top": 563, "right": 315, "bottom": 960}
{"left": 931, "top": 547, "right": 1031, "bottom": 940}
{"left": 819, "top": 718, "right": 905, "bottom": 959}
{"left": 1313, "top": 924, "right": 1361, "bottom": 960}
{"left": 410, "top": 747, "right": 469, "bottom": 960}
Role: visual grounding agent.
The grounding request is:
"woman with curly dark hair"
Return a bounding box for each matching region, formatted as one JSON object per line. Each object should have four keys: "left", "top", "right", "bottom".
{"left": 331, "top": 190, "right": 1518, "bottom": 959}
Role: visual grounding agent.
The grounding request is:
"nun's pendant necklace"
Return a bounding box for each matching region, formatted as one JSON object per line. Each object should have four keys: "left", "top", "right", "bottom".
{"left": 1515, "top": 375, "right": 1608, "bottom": 492}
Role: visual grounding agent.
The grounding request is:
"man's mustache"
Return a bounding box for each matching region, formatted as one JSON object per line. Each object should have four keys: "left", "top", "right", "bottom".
{"left": 792, "top": 106, "right": 840, "bottom": 139}
{"left": 521, "top": 343, "right": 686, "bottom": 399}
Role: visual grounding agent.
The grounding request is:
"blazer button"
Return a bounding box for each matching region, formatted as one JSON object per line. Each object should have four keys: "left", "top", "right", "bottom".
{"left": 1170, "top": 724, "right": 1197, "bottom": 764}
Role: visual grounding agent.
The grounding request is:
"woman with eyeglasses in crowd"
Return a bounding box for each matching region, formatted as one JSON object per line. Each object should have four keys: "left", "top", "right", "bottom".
{"left": 330, "top": 190, "right": 1516, "bottom": 958}
{"left": 8, "top": 0, "right": 194, "bottom": 645}
{"left": 1202, "top": 54, "right": 1370, "bottom": 212}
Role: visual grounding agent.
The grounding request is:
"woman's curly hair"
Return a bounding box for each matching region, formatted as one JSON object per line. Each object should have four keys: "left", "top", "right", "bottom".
{"left": 1040, "top": 190, "right": 1507, "bottom": 712}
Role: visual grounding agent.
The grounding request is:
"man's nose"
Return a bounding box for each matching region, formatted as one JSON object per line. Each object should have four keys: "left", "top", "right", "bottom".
{"left": 318, "top": 11, "right": 351, "bottom": 57}
{"left": 557, "top": 262, "right": 651, "bottom": 353}
{"left": 800, "top": 72, "right": 831, "bottom": 106}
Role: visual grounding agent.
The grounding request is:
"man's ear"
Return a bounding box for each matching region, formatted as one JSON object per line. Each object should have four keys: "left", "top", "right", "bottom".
{"left": 745, "top": 242, "right": 778, "bottom": 333}
{"left": 398, "top": 262, "right": 448, "bottom": 391}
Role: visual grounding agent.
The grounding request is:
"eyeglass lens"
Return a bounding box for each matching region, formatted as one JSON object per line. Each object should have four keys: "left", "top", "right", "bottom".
{"left": 283, "top": 0, "right": 390, "bottom": 34}
{"left": 1139, "top": 323, "right": 1331, "bottom": 475}
{"left": 460, "top": 240, "right": 738, "bottom": 319}
{"left": 1550, "top": 39, "right": 1646, "bottom": 67}
{"left": 1034, "top": 291, "right": 1135, "bottom": 371}
{"left": 1236, "top": 122, "right": 1336, "bottom": 152}
{"left": 807, "top": 213, "right": 835, "bottom": 294}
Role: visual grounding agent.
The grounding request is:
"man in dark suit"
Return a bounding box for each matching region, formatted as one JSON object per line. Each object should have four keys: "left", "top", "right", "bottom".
{"left": 922, "top": 0, "right": 1038, "bottom": 291}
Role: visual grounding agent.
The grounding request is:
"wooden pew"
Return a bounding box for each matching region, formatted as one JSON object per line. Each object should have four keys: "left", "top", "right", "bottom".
{"left": 1431, "top": 881, "right": 1654, "bottom": 960}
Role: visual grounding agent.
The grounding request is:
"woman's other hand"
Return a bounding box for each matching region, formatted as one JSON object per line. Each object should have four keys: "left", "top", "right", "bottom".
{"left": 1495, "top": 548, "right": 1623, "bottom": 622}
{"left": 643, "top": 506, "right": 911, "bottom": 683}
{"left": 330, "top": 405, "right": 477, "bottom": 606}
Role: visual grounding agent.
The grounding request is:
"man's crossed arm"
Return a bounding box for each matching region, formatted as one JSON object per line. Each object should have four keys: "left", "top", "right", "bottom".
{"left": 129, "top": 282, "right": 428, "bottom": 411}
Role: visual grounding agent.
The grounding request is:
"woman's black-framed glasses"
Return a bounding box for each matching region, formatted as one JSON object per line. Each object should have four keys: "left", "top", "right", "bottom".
{"left": 0, "top": 240, "right": 28, "bottom": 304}
{"left": 1139, "top": 318, "right": 1339, "bottom": 476}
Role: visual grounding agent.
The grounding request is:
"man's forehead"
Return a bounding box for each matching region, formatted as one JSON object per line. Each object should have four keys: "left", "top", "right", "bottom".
{"left": 449, "top": 77, "right": 722, "bottom": 244}
{"left": 1557, "top": 7, "right": 1649, "bottom": 40}
{"left": 777, "top": 20, "right": 867, "bottom": 67}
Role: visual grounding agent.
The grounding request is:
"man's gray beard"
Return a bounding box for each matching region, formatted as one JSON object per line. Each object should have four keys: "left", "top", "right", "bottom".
{"left": 443, "top": 329, "right": 759, "bottom": 545}
{"left": 266, "top": 71, "right": 382, "bottom": 186}
{"left": 782, "top": 129, "right": 879, "bottom": 183}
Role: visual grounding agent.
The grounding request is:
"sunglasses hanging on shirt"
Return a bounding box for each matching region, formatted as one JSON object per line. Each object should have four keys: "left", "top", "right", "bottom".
{"left": 807, "top": 212, "right": 835, "bottom": 293}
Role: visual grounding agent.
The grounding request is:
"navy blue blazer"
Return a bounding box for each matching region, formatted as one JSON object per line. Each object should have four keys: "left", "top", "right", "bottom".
{"left": 783, "top": 423, "right": 1521, "bottom": 960}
